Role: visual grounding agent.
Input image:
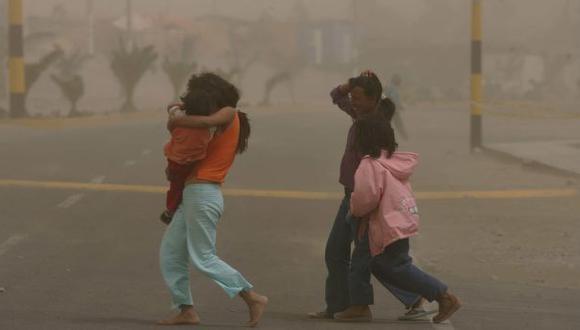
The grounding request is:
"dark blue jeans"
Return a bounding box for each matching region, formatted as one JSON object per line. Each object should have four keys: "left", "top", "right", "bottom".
{"left": 371, "top": 238, "right": 448, "bottom": 302}
{"left": 324, "top": 191, "right": 420, "bottom": 313}
{"left": 354, "top": 223, "right": 422, "bottom": 309}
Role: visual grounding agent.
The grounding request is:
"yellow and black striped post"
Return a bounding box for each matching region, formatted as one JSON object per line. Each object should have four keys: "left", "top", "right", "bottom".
{"left": 470, "top": 0, "right": 483, "bottom": 150}
{"left": 8, "top": 0, "right": 26, "bottom": 118}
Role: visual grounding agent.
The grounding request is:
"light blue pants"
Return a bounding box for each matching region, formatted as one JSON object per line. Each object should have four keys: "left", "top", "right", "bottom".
{"left": 160, "top": 183, "right": 253, "bottom": 309}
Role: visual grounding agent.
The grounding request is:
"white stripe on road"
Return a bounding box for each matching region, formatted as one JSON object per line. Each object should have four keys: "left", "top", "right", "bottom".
{"left": 0, "top": 234, "right": 27, "bottom": 257}
{"left": 57, "top": 176, "right": 104, "bottom": 208}
{"left": 57, "top": 193, "right": 85, "bottom": 208}
{"left": 123, "top": 160, "right": 137, "bottom": 167}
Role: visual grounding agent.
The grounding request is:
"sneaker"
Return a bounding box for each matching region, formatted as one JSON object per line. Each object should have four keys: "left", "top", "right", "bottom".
{"left": 398, "top": 307, "right": 437, "bottom": 321}
{"left": 433, "top": 292, "right": 461, "bottom": 323}
{"left": 333, "top": 305, "right": 372, "bottom": 322}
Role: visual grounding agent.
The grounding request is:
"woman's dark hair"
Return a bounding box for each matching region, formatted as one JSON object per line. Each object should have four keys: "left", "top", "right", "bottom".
{"left": 354, "top": 111, "right": 398, "bottom": 158}
{"left": 236, "top": 111, "right": 250, "bottom": 154}
{"left": 183, "top": 72, "right": 250, "bottom": 154}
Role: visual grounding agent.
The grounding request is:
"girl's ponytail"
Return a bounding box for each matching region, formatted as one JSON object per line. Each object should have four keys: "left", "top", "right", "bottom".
{"left": 377, "top": 97, "right": 396, "bottom": 123}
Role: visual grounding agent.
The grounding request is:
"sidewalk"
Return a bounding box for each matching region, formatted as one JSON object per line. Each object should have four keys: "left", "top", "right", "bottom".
{"left": 486, "top": 140, "right": 580, "bottom": 177}
{"left": 0, "top": 110, "right": 163, "bottom": 130}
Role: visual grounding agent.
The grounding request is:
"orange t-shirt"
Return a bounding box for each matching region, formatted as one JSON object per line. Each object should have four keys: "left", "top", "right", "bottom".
{"left": 187, "top": 112, "right": 240, "bottom": 183}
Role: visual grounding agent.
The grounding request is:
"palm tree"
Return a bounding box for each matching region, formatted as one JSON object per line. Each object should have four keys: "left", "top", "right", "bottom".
{"left": 51, "top": 75, "right": 84, "bottom": 117}
{"left": 51, "top": 50, "right": 89, "bottom": 117}
{"left": 110, "top": 40, "right": 158, "bottom": 112}
{"left": 23, "top": 47, "right": 64, "bottom": 115}
{"left": 162, "top": 57, "right": 196, "bottom": 100}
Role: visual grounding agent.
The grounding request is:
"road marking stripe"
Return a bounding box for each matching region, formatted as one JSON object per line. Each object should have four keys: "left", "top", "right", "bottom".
{"left": 57, "top": 193, "right": 85, "bottom": 208}
{"left": 0, "top": 234, "right": 27, "bottom": 257}
{"left": 0, "top": 179, "right": 577, "bottom": 201}
{"left": 123, "top": 160, "right": 137, "bottom": 167}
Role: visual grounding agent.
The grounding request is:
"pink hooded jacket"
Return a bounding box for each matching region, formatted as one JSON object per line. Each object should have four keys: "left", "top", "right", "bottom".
{"left": 350, "top": 151, "right": 420, "bottom": 257}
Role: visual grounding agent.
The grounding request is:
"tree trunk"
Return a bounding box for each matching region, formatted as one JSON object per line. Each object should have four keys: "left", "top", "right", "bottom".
{"left": 68, "top": 100, "right": 79, "bottom": 117}
{"left": 121, "top": 86, "right": 137, "bottom": 112}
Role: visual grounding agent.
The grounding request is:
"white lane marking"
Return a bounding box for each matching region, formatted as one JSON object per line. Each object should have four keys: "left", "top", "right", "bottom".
{"left": 124, "top": 160, "right": 137, "bottom": 167}
{"left": 90, "top": 176, "right": 106, "bottom": 184}
{"left": 56, "top": 176, "right": 104, "bottom": 209}
{"left": 57, "top": 193, "right": 85, "bottom": 208}
{"left": 141, "top": 149, "right": 152, "bottom": 156}
{"left": 0, "top": 234, "right": 27, "bottom": 256}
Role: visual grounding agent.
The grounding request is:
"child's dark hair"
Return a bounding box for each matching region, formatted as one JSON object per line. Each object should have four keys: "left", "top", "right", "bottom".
{"left": 186, "top": 72, "right": 240, "bottom": 109}
{"left": 354, "top": 111, "right": 398, "bottom": 158}
{"left": 180, "top": 89, "right": 216, "bottom": 116}
{"left": 378, "top": 97, "right": 396, "bottom": 122}
{"left": 183, "top": 72, "right": 250, "bottom": 154}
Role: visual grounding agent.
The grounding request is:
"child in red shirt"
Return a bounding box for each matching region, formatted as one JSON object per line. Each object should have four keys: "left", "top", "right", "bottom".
{"left": 160, "top": 76, "right": 238, "bottom": 224}
{"left": 161, "top": 89, "right": 218, "bottom": 224}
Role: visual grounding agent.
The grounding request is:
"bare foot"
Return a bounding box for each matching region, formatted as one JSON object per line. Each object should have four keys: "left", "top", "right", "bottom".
{"left": 240, "top": 290, "right": 268, "bottom": 327}
{"left": 157, "top": 306, "right": 200, "bottom": 326}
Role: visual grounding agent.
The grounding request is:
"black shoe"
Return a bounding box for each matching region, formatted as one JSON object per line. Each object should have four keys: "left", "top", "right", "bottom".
{"left": 160, "top": 210, "right": 173, "bottom": 225}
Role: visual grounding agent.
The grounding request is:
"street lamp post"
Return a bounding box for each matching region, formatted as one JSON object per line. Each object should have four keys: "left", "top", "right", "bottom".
{"left": 126, "top": 0, "right": 133, "bottom": 46}
{"left": 470, "top": 0, "right": 483, "bottom": 150}
{"left": 87, "top": 0, "right": 95, "bottom": 55}
{"left": 8, "top": 0, "right": 26, "bottom": 118}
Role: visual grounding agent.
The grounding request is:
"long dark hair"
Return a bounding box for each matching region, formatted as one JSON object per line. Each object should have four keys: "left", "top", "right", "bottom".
{"left": 236, "top": 111, "right": 250, "bottom": 154}
{"left": 378, "top": 97, "right": 396, "bottom": 122}
{"left": 354, "top": 111, "right": 398, "bottom": 158}
{"left": 184, "top": 72, "right": 250, "bottom": 154}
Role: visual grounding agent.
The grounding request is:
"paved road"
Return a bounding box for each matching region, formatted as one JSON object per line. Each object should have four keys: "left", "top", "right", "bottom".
{"left": 1, "top": 105, "right": 579, "bottom": 329}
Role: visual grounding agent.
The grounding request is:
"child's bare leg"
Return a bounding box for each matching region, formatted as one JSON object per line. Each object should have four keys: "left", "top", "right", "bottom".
{"left": 239, "top": 290, "right": 268, "bottom": 327}
{"left": 157, "top": 305, "right": 200, "bottom": 325}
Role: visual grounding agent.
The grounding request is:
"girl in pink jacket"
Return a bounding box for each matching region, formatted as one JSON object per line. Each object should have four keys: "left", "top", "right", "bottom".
{"left": 350, "top": 111, "right": 461, "bottom": 323}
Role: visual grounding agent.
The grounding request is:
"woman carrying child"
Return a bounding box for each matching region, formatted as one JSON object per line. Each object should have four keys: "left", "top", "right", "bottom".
{"left": 157, "top": 73, "right": 268, "bottom": 327}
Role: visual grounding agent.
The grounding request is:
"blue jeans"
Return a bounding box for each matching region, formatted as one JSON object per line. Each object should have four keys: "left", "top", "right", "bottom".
{"left": 324, "top": 191, "right": 419, "bottom": 313}
{"left": 160, "top": 184, "right": 253, "bottom": 309}
{"left": 371, "top": 238, "right": 447, "bottom": 302}
{"left": 354, "top": 222, "right": 421, "bottom": 309}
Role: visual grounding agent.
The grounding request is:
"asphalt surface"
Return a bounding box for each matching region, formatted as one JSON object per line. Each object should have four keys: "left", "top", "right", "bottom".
{"left": 1, "top": 104, "right": 579, "bottom": 329}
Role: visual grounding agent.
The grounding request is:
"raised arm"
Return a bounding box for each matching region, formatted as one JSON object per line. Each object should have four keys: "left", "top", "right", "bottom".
{"left": 350, "top": 158, "right": 384, "bottom": 218}
{"left": 167, "top": 107, "right": 236, "bottom": 131}
{"left": 330, "top": 83, "right": 356, "bottom": 118}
